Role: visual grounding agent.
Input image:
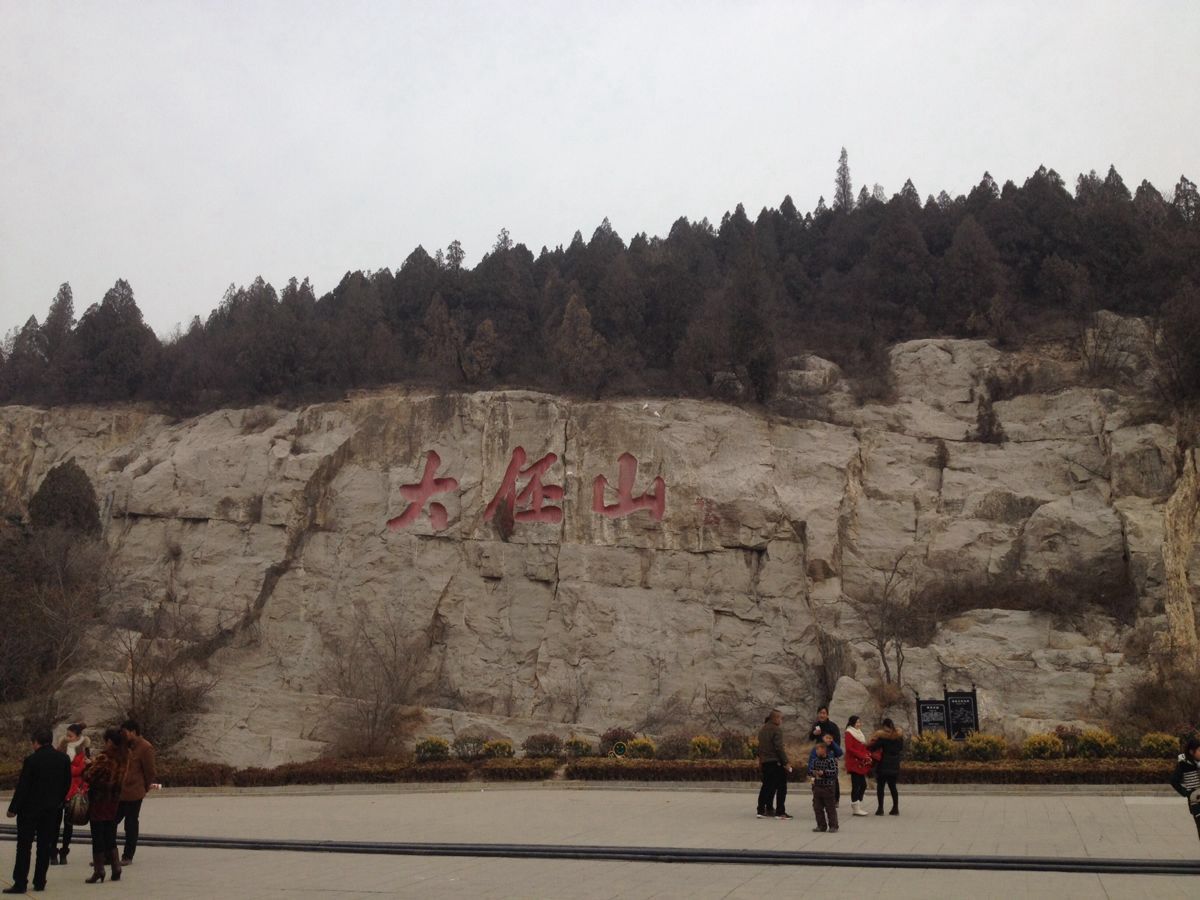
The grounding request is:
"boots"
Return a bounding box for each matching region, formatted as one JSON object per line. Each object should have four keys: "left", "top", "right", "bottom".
{"left": 59, "top": 847, "right": 70, "bottom": 865}
{"left": 85, "top": 853, "right": 106, "bottom": 884}
{"left": 875, "top": 802, "right": 884, "bottom": 816}
{"left": 108, "top": 849, "right": 123, "bottom": 881}
{"left": 889, "top": 800, "right": 899, "bottom": 816}
{"left": 851, "top": 801, "right": 869, "bottom": 816}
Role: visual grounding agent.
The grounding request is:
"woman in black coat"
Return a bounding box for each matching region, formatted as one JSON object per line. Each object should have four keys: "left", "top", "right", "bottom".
{"left": 867, "top": 718, "right": 905, "bottom": 816}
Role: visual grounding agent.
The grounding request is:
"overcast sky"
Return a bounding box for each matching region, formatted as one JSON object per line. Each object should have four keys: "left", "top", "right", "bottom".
{"left": 2, "top": 0, "right": 1197, "bottom": 336}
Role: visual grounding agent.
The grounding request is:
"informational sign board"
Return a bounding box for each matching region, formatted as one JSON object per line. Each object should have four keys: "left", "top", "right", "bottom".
{"left": 944, "top": 688, "right": 980, "bottom": 740}
{"left": 916, "top": 698, "right": 948, "bottom": 735}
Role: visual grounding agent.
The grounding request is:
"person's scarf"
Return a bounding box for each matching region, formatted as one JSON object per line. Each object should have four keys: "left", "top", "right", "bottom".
{"left": 845, "top": 726, "right": 866, "bottom": 744}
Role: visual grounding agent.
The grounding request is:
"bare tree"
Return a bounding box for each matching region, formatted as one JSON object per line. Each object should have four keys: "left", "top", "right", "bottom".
{"left": 103, "top": 603, "right": 219, "bottom": 752}
{"left": 319, "top": 605, "right": 426, "bottom": 757}
{"left": 847, "top": 550, "right": 914, "bottom": 686}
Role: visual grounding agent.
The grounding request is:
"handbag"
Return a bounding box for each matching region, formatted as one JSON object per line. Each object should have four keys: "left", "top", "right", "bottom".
{"left": 68, "top": 791, "right": 90, "bottom": 826}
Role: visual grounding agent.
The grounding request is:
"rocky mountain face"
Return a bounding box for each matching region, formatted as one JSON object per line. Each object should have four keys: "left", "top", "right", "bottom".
{"left": 1, "top": 332, "right": 1195, "bottom": 767}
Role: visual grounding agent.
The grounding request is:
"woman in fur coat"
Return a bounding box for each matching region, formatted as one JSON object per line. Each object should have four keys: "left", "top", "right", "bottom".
{"left": 842, "top": 716, "right": 874, "bottom": 817}
{"left": 82, "top": 728, "right": 127, "bottom": 884}
{"left": 867, "top": 718, "right": 905, "bottom": 816}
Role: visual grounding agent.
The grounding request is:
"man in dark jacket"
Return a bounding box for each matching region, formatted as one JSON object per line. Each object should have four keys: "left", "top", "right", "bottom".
{"left": 5, "top": 728, "right": 70, "bottom": 894}
{"left": 809, "top": 707, "right": 841, "bottom": 805}
{"left": 116, "top": 719, "right": 157, "bottom": 865}
{"left": 756, "top": 709, "right": 793, "bottom": 819}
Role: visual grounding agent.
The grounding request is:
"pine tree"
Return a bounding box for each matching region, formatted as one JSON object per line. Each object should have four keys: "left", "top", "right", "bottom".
{"left": 834, "top": 147, "right": 854, "bottom": 212}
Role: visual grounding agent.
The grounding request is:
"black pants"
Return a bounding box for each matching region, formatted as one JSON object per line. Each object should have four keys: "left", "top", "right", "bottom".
{"left": 90, "top": 819, "right": 118, "bottom": 855}
{"left": 11, "top": 808, "right": 59, "bottom": 889}
{"left": 876, "top": 772, "right": 899, "bottom": 810}
{"left": 850, "top": 772, "right": 867, "bottom": 803}
{"left": 116, "top": 799, "right": 143, "bottom": 860}
{"left": 58, "top": 805, "right": 75, "bottom": 854}
{"left": 757, "top": 761, "right": 789, "bottom": 815}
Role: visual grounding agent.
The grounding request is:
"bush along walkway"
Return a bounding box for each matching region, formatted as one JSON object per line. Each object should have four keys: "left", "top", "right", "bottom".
{"left": 1, "top": 756, "right": 1177, "bottom": 792}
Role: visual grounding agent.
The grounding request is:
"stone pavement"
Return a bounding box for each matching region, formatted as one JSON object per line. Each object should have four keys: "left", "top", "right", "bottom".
{"left": 3, "top": 786, "right": 1198, "bottom": 898}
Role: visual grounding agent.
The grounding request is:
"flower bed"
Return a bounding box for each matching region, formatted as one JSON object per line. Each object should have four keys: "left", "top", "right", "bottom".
{"left": 566, "top": 758, "right": 761, "bottom": 781}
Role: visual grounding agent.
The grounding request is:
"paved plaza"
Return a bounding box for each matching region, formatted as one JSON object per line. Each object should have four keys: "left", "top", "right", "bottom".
{"left": 3, "top": 785, "right": 1199, "bottom": 898}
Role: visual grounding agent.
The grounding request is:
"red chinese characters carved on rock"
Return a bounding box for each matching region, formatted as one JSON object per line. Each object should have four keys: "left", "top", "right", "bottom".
{"left": 484, "top": 446, "right": 563, "bottom": 525}
{"left": 386, "top": 451, "right": 459, "bottom": 532}
{"left": 592, "top": 452, "right": 666, "bottom": 522}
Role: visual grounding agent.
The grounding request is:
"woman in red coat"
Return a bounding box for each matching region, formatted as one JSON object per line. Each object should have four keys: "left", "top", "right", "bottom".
{"left": 843, "top": 715, "right": 874, "bottom": 817}
{"left": 54, "top": 724, "right": 90, "bottom": 865}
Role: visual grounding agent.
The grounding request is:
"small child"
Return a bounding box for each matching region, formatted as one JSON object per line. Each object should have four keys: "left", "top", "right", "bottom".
{"left": 1170, "top": 737, "right": 1200, "bottom": 842}
{"left": 809, "top": 741, "right": 839, "bottom": 832}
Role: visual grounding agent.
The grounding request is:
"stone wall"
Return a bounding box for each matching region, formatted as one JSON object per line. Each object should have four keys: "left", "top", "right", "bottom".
{"left": 0, "top": 336, "right": 1194, "bottom": 766}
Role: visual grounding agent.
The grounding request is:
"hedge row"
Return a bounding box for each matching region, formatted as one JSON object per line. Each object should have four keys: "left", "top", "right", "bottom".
{"left": 566, "top": 758, "right": 761, "bottom": 781}
{"left": 0, "top": 757, "right": 1179, "bottom": 790}
{"left": 903, "top": 759, "right": 1175, "bottom": 784}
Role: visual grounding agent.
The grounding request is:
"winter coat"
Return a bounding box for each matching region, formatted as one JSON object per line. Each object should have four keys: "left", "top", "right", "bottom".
{"left": 868, "top": 726, "right": 905, "bottom": 776}
{"left": 66, "top": 749, "right": 88, "bottom": 802}
{"left": 84, "top": 750, "right": 128, "bottom": 821}
{"left": 757, "top": 722, "right": 789, "bottom": 766}
{"left": 6, "top": 745, "right": 70, "bottom": 817}
{"left": 120, "top": 734, "right": 157, "bottom": 802}
{"left": 843, "top": 727, "right": 874, "bottom": 776}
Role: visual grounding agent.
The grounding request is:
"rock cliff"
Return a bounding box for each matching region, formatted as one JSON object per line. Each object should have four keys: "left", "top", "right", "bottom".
{"left": 1, "top": 335, "right": 1195, "bottom": 766}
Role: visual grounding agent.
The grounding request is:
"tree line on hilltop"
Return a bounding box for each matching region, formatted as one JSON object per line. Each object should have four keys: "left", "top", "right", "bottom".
{"left": 3, "top": 150, "right": 1200, "bottom": 415}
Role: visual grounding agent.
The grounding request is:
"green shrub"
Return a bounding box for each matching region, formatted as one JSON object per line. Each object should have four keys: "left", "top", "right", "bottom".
{"left": 908, "top": 731, "right": 956, "bottom": 762}
{"left": 451, "top": 735, "right": 487, "bottom": 761}
{"left": 627, "top": 737, "right": 656, "bottom": 759}
{"left": 960, "top": 732, "right": 1007, "bottom": 761}
{"left": 1139, "top": 732, "right": 1181, "bottom": 759}
{"left": 689, "top": 734, "right": 721, "bottom": 760}
{"left": 414, "top": 737, "right": 450, "bottom": 763}
{"left": 654, "top": 732, "right": 691, "bottom": 760}
{"left": 747, "top": 737, "right": 759, "bottom": 759}
{"left": 1020, "top": 733, "right": 1065, "bottom": 760}
{"left": 599, "top": 727, "right": 636, "bottom": 755}
{"left": 1055, "top": 724, "right": 1082, "bottom": 756}
{"left": 717, "top": 730, "right": 750, "bottom": 760}
{"left": 521, "top": 733, "right": 563, "bottom": 758}
{"left": 482, "top": 739, "right": 514, "bottom": 759}
{"left": 564, "top": 737, "right": 594, "bottom": 758}
{"left": 1076, "top": 728, "right": 1118, "bottom": 759}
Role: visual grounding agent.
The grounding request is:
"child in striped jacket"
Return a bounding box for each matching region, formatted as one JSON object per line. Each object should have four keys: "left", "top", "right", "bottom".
{"left": 1170, "top": 737, "right": 1200, "bottom": 842}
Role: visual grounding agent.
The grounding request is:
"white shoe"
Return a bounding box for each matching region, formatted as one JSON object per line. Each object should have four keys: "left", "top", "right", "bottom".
{"left": 852, "top": 801, "right": 869, "bottom": 817}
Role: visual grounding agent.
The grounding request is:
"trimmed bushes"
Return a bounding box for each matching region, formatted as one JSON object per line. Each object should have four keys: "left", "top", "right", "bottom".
{"left": 654, "top": 733, "right": 692, "bottom": 760}
{"left": 481, "top": 758, "right": 558, "bottom": 781}
{"left": 415, "top": 737, "right": 450, "bottom": 762}
{"left": 960, "top": 732, "right": 1007, "bottom": 762}
{"left": 1138, "top": 732, "right": 1181, "bottom": 759}
{"left": 1076, "top": 729, "right": 1119, "bottom": 759}
{"left": 564, "top": 737, "right": 595, "bottom": 758}
{"left": 904, "top": 759, "right": 1171, "bottom": 784}
{"left": 452, "top": 735, "right": 487, "bottom": 762}
{"left": 483, "top": 740, "right": 514, "bottom": 759}
{"left": 689, "top": 735, "right": 721, "bottom": 759}
{"left": 599, "top": 727, "right": 636, "bottom": 756}
{"left": 1020, "top": 734, "right": 1065, "bottom": 760}
{"left": 521, "top": 733, "right": 564, "bottom": 758}
{"left": 908, "top": 731, "right": 956, "bottom": 762}
{"left": 626, "top": 737, "right": 656, "bottom": 759}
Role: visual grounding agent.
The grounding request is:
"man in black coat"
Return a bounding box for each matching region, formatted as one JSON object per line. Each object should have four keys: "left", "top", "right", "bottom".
{"left": 5, "top": 728, "right": 70, "bottom": 894}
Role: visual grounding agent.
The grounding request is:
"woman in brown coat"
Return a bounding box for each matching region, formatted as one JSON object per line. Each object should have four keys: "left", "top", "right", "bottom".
{"left": 81, "top": 728, "right": 127, "bottom": 884}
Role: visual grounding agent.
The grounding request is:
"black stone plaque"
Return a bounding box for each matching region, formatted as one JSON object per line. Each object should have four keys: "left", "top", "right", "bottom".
{"left": 945, "top": 688, "right": 980, "bottom": 740}
{"left": 917, "top": 699, "right": 948, "bottom": 735}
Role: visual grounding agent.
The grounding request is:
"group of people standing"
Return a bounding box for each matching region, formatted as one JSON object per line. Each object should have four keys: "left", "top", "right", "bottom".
{"left": 4, "top": 720, "right": 157, "bottom": 893}
{"left": 756, "top": 706, "right": 905, "bottom": 833}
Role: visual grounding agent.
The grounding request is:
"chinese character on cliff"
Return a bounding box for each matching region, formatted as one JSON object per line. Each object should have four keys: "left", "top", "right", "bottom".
{"left": 592, "top": 452, "right": 666, "bottom": 522}
{"left": 484, "top": 447, "right": 564, "bottom": 525}
{"left": 386, "top": 451, "right": 459, "bottom": 532}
